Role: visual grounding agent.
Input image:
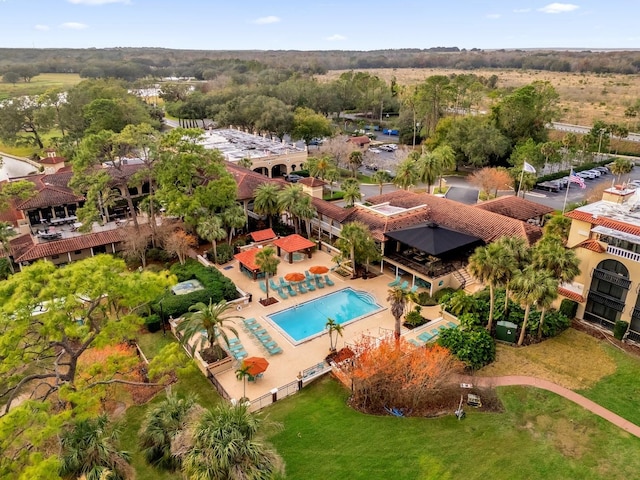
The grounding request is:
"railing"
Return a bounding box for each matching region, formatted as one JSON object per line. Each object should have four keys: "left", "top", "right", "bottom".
{"left": 249, "top": 380, "right": 300, "bottom": 412}
{"left": 303, "top": 362, "right": 330, "bottom": 379}
{"left": 632, "top": 307, "right": 640, "bottom": 320}
{"left": 385, "top": 253, "right": 455, "bottom": 279}
{"left": 208, "top": 372, "right": 232, "bottom": 401}
{"left": 606, "top": 245, "right": 640, "bottom": 263}
{"left": 583, "top": 311, "right": 615, "bottom": 330}
{"left": 592, "top": 268, "right": 632, "bottom": 289}
{"left": 587, "top": 291, "right": 626, "bottom": 312}
{"left": 452, "top": 270, "right": 466, "bottom": 290}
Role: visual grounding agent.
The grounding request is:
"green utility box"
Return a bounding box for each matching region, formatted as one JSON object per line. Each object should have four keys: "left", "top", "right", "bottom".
{"left": 495, "top": 321, "right": 518, "bottom": 343}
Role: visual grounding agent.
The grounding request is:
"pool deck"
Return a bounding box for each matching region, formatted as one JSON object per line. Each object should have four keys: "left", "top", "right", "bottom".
{"left": 208, "top": 249, "right": 454, "bottom": 403}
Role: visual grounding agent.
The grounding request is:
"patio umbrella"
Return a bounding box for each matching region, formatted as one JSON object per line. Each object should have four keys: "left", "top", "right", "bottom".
{"left": 242, "top": 356, "right": 269, "bottom": 376}
{"left": 284, "top": 272, "right": 305, "bottom": 282}
{"left": 309, "top": 265, "right": 329, "bottom": 275}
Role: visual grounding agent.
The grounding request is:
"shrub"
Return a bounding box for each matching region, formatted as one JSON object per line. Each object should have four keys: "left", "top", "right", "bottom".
{"left": 613, "top": 320, "right": 629, "bottom": 340}
{"left": 559, "top": 299, "right": 578, "bottom": 319}
{"left": 404, "top": 307, "right": 426, "bottom": 327}
{"left": 144, "top": 313, "right": 162, "bottom": 333}
{"left": 541, "top": 310, "right": 571, "bottom": 337}
{"left": 434, "top": 287, "right": 456, "bottom": 304}
{"left": 212, "top": 243, "right": 233, "bottom": 264}
{"left": 147, "top": 248, "right": 171, "bottom": 262}
{"left": 413, "top": 291, "right": 437, "bottom": 306}
{"left": 438, "top": 327, "right": 496, "bottom": 370}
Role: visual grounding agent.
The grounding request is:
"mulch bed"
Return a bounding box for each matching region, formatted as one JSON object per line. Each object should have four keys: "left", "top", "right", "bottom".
{"left": 571, "top": 319, "right": 640, "bottom": 358}
{"left": 260, "top": 297, "right": 278, "bottom": 306}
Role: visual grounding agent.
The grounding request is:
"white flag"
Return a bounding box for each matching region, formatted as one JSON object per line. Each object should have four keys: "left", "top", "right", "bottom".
{"left": 523, "top": 162, "right": 536, "bottom": 174}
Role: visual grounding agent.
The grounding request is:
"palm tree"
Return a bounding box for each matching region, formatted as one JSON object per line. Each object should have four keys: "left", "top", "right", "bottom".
{"left": 387, "top": 286, "right": 409, "bottom": 340}
{"left": 325, "top": 317, "right": 344, "bottom": 352}
{"left": 348, "top": 150, "right": 363, "bottom": 177}
{"left": 417, "top": 149, "right": 439, "bottom": 194}
{"left": 255, "top": 246, "right": 279, "bottom": 302}
{"left": 307, "top": 154, "right": 335, "bottom": 181}
{"left": 139, "top": 393, "right": 197, "bottom": 470}
{"left": 495, "top": 236, "right": 529, "bottom": 312}
{"left": 236, "top": 364, "right": 252, "bottom": 401}
{"left": 468, "top": 242, "right": 516, "bottom": 332}
{"left": 336, "top": 221, "right": 368, "bottom": 278}
{"left": 291, "top": 195, "right": 316, "bottom": 236}
{"left": 59, "top": 414, "right": 131, "bottom": 480}
{"left": 534, "top": 275, "right": 560, "bottom": 339}
{"left": 278, "top": 184, "right": 305, "bottom": 231}
{"left": 343, "top": 183, "right": 362, "bottom": 207}
{"left": 196, "top": 216, "right": 226, "bottom": 264}
{"left": 543, "top": 214, "right": 572, "bottom": 244}
{"left": 253, "top": 183, "right": 282, "bottom": 229}
{"left": 609, "top": 157, "right": 634, "bottom": 183}
{"left": 393, "top": 157, "right": 419, "bottom": 191}
{"left": 432, "top": 144, "right": 456, "bottom": 192}
{"left": 180, "top": 403, "right": 283, "bottom": 480}
{"left": 531, "top": 235, "right": 580, "bottom": 285}
{"left": 511, "top": 267, "right": 554, "bottom": 346}
{"left": 0, "top": 222, "right": 16, "bottom": 274}
{"left": 221, "top": 204, "right": 246, "bottom": 244}
{"left": 176, "top": 300, "right": 241, "bottom": 357}
{"left": 325, "top": 168, "right": 340, "bottom": 196}
{"left": 372, "top": 170, "right": 392, "bottom": 195}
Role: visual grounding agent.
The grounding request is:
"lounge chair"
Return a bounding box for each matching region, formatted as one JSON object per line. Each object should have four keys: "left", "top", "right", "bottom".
{"left": 279, "top": 277, "right": 289, "bottom": 288}
{"left": 269, "top": 278, "right": 280, "bottom": 291}
{"left": 315, "top": 276, "right": 325, "bottom": 289}
{"left": 234, "top": 351, "right": 248, "bottom": 361}
{"left": 305, "top": 278, "right": 316, "bottom": 291}
{"left": 261, "top": 340, "right": 277, "bottom": 349}
{"left": 297, "top": 282, "right": 308, "bottom": 294}
{"left": 418, "top": 332, "right": 434, "bottom": 342}
{"left": 305, "top": 271, "right": 313, "bottom": 280}
{"left": 276, "top": 288, "right": 288, "bottom": 300}
{"left": 323, "top": 274, "right": 335, "bottom": 286}
{"left": 430, "top": 328, "right": 440, "bottom": 337}
{"left": 409, "top": 338, "right": 423, "bottom": 347}
{"left": 267, "top": 346, "right": 283, "bottom": 355}
{"left": 286, "top": 284, "right": 298, "bottom": 297}
{"left": 259, "top": 281, "right": 267, "bottom": 293}
{"left": 229, "top": 343, "right": 245, "bottom": 352}
{"left": 228, "top": 337, "right": 241, "bottom": 345}
{"left": 388, "top": 276, "right": 401, "bottom": 287}
{"left": 399, "top": 280, "right": 409, "bottom": 290}
{"left": 243, "top": 318, "right": 257, "bottom": 326}
{"left": 446, "top": 322, "right": 458, "bottom": 329}
{"left": 252, "top": 328, "right": 268, "bottom": 337}
{"left": 409, "top": 285, "right": 418, "bottom": 293}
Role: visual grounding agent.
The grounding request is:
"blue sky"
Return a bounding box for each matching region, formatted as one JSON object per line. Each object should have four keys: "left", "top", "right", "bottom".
{"left": 1, "top": 0, "right": 638, "bottom": 51}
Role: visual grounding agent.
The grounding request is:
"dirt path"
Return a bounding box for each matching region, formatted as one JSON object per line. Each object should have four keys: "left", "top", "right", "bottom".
{"left": 460, "top": 375, "right": 640, "bottom": 439}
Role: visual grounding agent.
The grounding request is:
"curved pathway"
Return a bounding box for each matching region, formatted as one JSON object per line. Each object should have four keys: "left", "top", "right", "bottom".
{"left": 460, "top": 375, "right": 640, "bottom": 439}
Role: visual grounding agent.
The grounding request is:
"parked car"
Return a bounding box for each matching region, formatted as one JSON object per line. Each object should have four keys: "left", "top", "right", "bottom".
{"left": 369, "top": 148, "right": 382, "bottom": 154}
{"left": 577, "top": 171, "right": 596, "bottom": 179}
{"left": 366, "top": 163, "right": 379, "bottom": 171}
{"left": 585, "top": 169, "right": 602, "bottom": 177}
{"left": 285, "top": 174, "right": 303, "bottom": 183}
{"left": 594, "top": 166, "right": 609, "bottom": 174}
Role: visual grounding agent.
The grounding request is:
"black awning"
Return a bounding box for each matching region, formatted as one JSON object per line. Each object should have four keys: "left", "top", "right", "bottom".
{"left": 385, "top": 223, "right": 483, "bottom": 256}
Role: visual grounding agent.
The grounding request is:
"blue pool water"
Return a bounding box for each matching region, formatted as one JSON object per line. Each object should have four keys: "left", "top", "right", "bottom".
{"left": 267, "top": 288, "right": 383, "bottom": 344}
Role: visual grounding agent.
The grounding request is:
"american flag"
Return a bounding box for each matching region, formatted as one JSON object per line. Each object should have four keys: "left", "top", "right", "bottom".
{"left": 569, "top": 170, "right": 586, "bottom": 189}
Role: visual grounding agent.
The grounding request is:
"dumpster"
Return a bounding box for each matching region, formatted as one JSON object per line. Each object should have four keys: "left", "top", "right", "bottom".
{"left": 495, "top": 321, "right": 518, "bottom": 343}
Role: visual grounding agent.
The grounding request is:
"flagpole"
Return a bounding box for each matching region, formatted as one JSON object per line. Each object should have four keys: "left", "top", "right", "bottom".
{"left": 516, "top": 169, "right": 524, "bottom": 197}
{"left": 562, "top": 179, "right": 571, "bottom": 214}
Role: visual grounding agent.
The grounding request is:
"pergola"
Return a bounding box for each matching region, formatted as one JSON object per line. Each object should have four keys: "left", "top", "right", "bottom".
{"left": 234, "top": 247, "right": 262, "bottom": 280}
{"left": 272, "top": 234, "right": 316, "bottom": 264}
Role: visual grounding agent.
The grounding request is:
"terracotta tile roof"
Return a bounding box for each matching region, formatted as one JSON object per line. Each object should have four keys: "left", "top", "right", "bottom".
{"left": 273, "top": 234, "right": 316, "bottom": 252}
{"left": 311, "top": 198, "right": 353, "bottom": 222}
{"left": 345, "top": 204, "right": 432, "bottom": 242}
{"left": 225, "top": 162, "right": 286, "bottom": 200}
{"left": 7, "top": 234, "right": 34, "bottom": 259}
{"left": 366, "top": 190, "right": 542, "bottom": 245}
{"left": 576, "top": 239, "right": 607, "bottom": 253}
{"left": 15, "top": 229, "right": 126, "bottom": 263}
{"left": 347, "top": 136, "right": 370, "bottom": 146}
{"left": 475, "top": 196, "right": 554, "bottom": 221}
{"left": 39, "top": 156, "right": 66, "bottom": 165}
{"left": 234, "top": 247, "right": 261, "bottom": 271}
{"left": 565, "top": 209, "right": 640, "bottom": 237}
{"left": 17, "top": 186, "right": 84, "bottom": 209}
{"left": 558, "top": 287, "right": 585, "bottom": 303}
{"left": 250, "top": 228, "right": 276, "bottom": 242}
{"left": 299, "top": 177, "right": 326, "bottom": 187}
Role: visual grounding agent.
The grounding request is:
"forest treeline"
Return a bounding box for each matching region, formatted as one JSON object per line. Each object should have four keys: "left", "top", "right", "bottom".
{"left": 2, "top": 47, "right": 640, "bottom": 81}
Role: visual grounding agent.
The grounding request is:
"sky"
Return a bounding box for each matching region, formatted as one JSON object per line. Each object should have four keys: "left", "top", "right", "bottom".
{"left": 0, "top": 0, "right": 638, "bottom": 51}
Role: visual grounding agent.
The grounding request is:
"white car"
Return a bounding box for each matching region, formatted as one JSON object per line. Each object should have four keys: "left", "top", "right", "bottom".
{"left": 369, "top": 148, "right": 382, "bottom": 154}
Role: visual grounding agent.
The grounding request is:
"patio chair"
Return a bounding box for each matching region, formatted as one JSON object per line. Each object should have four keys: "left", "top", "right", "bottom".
{"left": 305, "top": 271, "right": 313, "bottom": 280}
{"left": 446, "top": 322, "right": 458, "bottom": 329}
{"left": 297, "top": 282, "right": 308, "bottom": 294}
{"left": 276, "top": 288, "right": 288, "bottom": 300}
{"left": 323, "top": 274, "right": 335, "bottom": 286}
{"left": 259, "top": 281, "right": 267, "bottom": 293}
{"left": 229, "top": 343, "right": 245, "bottom": 352}
{"left": 409, "top": 338, "right": 423, "bottom": 347}
{"left": 387, "top": 276, "right": 401, "bottom": 287}
{"left": 418, "top": 332, "right": 434, "bottom": 342}
{"left": 234, "top": 351, "right": 248, "bottom": 361}
{"left": 261, "top": 340, "right": 277, "bottom": 349}
{"left": 399, "top": 280, "right": 409, "bottom": 290}
{"left": 252, "top": 328, "right": 268, "bottom": 338}
{"left": 315, "top": 276, "right": 325, "bottom": 289}
{"left": 286, "top": 284, "right": 298, "bottom": 297}
{"left": 228, "top": 337, "right": 241, "bottom": 345}
{"left": 430, "top": 328, "right": 440, "bottom": 337}
{"left": 279, "top": 277, "right": 289, "bottom": 288}
{"left": 269, "top": 278, "right": 280, "bottom": 291}
{"left": 409, "top": 285, "right": 418, "bottom": 293}
{"left": 243, "top": 318, "right": 257, "bottom": 325}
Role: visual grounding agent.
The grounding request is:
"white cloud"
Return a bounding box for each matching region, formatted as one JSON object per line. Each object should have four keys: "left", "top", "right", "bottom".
{"left": 513, "top": 8, "right": 531, "bottom": 13}
{"left": 538, "top": 3, "right": 579, "bottom": 14}
{"left": 67, "top": 0, "right": 130, "bottom": 5}
{"left": 253, "top": 16, "right": 280, "bottom": 25}
{"left": 60, "top": 22, "right": 88, "bottom": 30}
{"left": 326, "top": 34, "right": 346, "bottom": 41}
{"left": 34, "top": 24, "right": 50, "bottom": 31}
{"left": 486, "top": 13, "right": 501, "bottom": 19}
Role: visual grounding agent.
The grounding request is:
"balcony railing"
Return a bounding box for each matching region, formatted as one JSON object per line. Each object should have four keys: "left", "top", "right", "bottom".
{"left": 583, "top": 311, "right": 615, "bottom": 331}
{"left": 606, "top": 245, "right": 640, "bottom": 263}
{"left": 385, "top": 253, "right": 455, "bottom": 279}
{"left": 592, "top": 268, "right": 631, "bottom": 289}
{"left": 587, "top": 291, "right": 626, "bottom": 312}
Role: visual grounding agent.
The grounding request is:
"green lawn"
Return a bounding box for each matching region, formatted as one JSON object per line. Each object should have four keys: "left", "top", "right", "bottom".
{"left": 0, "top": 73, "right": 82, "bottom": 101}
{"left": 265, "top": 376, "right": 640, "bottom": 480}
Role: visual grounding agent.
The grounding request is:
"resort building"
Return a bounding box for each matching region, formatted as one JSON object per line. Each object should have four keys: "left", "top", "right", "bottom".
{"left": 565, "top": 185, "right": 640, "bottom": 342}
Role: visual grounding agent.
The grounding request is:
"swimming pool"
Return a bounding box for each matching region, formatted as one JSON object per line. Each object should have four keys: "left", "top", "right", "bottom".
{"left": 267, "top": 288, "right": 384, "bottom": 344}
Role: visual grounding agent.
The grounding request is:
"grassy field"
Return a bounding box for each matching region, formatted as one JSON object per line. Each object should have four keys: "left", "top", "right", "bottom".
{"left": 320, "top": 68, "right": 640, "bottom": 127}
{"left": 266, "top": 376, "right": 640, "bottom": 480}
{"left": 0, "top": 73, "right": 82, "bottom": 101}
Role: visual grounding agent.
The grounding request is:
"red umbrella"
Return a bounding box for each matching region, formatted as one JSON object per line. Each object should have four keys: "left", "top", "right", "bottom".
{"left": 284, "top": 272, "right": 305, "bottom": 282}
{"left": 309, "top": 265, "right": 329, "bottom": 275}
{"left": 242, "top": 357, "right": 269, "bottom": 376}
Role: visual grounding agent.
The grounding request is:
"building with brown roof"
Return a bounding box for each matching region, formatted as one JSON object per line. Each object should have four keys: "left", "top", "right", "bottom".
{"left": 564, "top": 185, "right": 640, "bottom": 343}
{"left": 475, "top": 195, "right": 554, "bottom": 226}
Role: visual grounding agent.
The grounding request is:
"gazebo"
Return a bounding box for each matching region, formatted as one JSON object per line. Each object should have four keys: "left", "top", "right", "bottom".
{"left": 250, "top": 228, "right": 277, "bottom": 243}
{"left": 234, "top": 248, "right": 263, "bottom": 280}
{"left": 272, "top": 234, "right": 316, "bottom": 264}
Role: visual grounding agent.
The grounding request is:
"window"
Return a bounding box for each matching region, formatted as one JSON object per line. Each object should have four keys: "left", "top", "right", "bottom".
{"left": 74, "top": 250, "right": 82, "bottom": 254}
{"left": 51, "top": 255, "right": 60, "bottom": 259}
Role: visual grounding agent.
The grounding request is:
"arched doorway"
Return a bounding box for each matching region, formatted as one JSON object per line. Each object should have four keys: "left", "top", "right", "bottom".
{"left": 584, "top": 259, "right": 630, "bottom": 330}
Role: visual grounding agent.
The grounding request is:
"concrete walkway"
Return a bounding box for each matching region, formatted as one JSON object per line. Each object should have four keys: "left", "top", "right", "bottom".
{"left": 460, "top": 375, "right": 640, "bottom": 439}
